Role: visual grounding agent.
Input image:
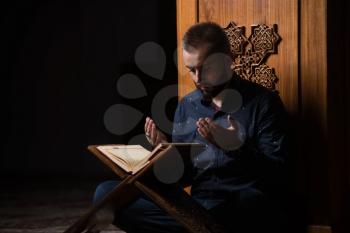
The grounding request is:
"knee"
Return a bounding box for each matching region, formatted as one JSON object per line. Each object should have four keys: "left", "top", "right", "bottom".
{"left": 93, "top": 180, "right": 120, "bottom": 204}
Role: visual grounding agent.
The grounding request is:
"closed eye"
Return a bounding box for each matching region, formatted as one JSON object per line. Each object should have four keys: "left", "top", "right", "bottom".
{"left": 187, "top": 67, "right": 196, "bottom": 74}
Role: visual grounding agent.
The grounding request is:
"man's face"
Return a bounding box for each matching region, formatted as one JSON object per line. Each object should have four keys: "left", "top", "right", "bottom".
{"left": 182, "top": 46, "right": 232, "bottom": 99}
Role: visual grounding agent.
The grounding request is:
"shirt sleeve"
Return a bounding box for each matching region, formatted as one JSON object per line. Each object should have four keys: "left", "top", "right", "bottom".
{"left": 248, "top": 91, "right": 289, "bottom": 190}
{"left": 256, "top": 92, "right": 288, "bottom": 193}
{"left": 256, "top": 91, "right": 288, "bottom": 168}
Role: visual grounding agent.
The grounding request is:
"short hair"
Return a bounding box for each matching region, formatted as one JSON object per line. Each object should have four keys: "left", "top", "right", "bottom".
{"left": 182, "top": 22, "right": 231, "bottom": 56}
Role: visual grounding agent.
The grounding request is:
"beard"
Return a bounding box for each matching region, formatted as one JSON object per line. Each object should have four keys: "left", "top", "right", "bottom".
{"left": 195, "top": 80, "right": 230, "bottom": 106}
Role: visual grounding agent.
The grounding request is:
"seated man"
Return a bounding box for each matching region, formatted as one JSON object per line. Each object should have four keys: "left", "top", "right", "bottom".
{"left": 93, "top": 22, "right": 289, "bottom": 233}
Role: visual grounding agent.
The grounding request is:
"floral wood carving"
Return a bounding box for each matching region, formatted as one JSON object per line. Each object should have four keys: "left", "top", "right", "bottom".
{"left": 223, "top": 22, "right": 281, "bottom": 90}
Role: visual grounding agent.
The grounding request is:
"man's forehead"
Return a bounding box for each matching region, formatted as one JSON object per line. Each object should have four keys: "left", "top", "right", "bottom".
{"left": 183, "top": 46, "right": 209, "bottom": 67}
{"left": 183, "top": 48, "right": 229, "bottom": 69}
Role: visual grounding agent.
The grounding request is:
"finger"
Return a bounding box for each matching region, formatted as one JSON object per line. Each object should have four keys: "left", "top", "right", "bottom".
{"left": 147, "top": 124, "right": 154, "bottom": 145}
{"left": 147, "top": 119, "right": 153, "bottom": 134}
{"left": 197, "top": 119, "right": 208, "bottom": 129}
{"left": 197, "top": 118, "right": 206, "bottom": 125}
{"left": 197, "top": 120, "right": 209, "bottom": 130}
{"left": 197, "top": 127, "right": 207, "bottom": 138}
{"left": 205, "top": 117, "right": 212, "bottom": 123}
{"left": 145, "top": 117, "right": 150, "bottom": 132}
{"left": 151, "top": 123, "right": 156, "bottom": 141}
{"left": 196, "top": 120, "right": 203, "bottom": 129}
{"left": 152, "top": 123, "right": 159, "bottom": 143}
{"left": 202, "top": 121, "right": 211, "bottom": 131}
{"left": 198, "top": 125, "right": 210, "bottom": 137}
{"left": 197, "top": 121, "right": 205, "bottom": 129}
{"left": 146, "top": 117, "right": 152, "bottom": 133}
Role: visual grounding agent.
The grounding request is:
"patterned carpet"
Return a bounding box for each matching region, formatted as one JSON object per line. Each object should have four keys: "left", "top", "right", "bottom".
{"left": 0, "top": 177, "right": 125, "bottom": 233}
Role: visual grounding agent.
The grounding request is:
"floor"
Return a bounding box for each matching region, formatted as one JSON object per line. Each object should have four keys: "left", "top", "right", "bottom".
{"left": 0, "top": 176, "right": 125, "bottom": 233}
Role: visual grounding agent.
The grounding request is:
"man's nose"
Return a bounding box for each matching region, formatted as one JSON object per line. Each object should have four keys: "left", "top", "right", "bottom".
{"left": 194, "top": 69, "right": 202, "bottom": 83}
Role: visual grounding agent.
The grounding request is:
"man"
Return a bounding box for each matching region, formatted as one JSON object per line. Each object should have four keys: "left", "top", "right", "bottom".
{"left": 93, "top": 22, "right": 289, "bottom": 233}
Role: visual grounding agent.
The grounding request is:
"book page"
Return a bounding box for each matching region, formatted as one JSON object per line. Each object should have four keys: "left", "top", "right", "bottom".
{"left": 95, "top": 143, "right": 204, "bottom": 175}
{"left": 97, "top": 145, "right": 151, "bottom": 171}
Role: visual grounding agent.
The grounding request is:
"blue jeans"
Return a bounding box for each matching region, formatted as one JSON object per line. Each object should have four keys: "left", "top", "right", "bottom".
{"left": 93, "top": 180, "right": 286, "bottom": 233}
{"left": 93, "top": 180, "right": 189, "bottom": 233}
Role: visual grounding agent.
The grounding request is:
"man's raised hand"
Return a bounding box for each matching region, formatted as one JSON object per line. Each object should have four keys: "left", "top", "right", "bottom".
{"left": 196, "top": 115, "right": 244, "bottom": 150}
{"left": 144, "top": 117, "right": 168, "bottom": 146}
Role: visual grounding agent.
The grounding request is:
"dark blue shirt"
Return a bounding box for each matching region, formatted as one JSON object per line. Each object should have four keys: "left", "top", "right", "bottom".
{"left": 172, "top": 77, "right": 288, "bottom": 207}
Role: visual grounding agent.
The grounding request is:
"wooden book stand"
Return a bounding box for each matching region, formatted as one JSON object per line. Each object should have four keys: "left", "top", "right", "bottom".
{"left": 63, "top": 144, "right": 228, "bottom": 233}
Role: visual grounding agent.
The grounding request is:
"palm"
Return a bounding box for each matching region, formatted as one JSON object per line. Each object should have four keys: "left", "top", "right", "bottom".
{"left": 197, "top": 116, "right": 243, "bottom": 150}
{"left": 144, "top": 117, "right": 168, "bottom": 146}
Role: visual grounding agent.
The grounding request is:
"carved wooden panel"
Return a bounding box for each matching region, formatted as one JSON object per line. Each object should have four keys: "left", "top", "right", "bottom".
{"left": 223, "top": 22, "right": 281, "bottom": 90}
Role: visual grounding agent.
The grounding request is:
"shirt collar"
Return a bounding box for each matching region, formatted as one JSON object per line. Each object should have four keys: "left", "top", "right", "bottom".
{"left": 199, "top": 76, "right": 239, "bottom": 111}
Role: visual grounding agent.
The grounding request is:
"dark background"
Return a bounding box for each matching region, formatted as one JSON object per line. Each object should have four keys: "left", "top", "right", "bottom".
{"left": 2, "top": 0, "right": 178, "bottom": 179}
{"left": 2, "top": 1, "right": 349, "bottom": 232}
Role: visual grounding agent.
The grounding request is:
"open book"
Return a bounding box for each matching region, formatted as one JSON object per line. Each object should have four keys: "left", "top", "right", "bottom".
{"left": 96, "top": 142, "right": 204, "bottom": 175}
